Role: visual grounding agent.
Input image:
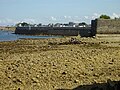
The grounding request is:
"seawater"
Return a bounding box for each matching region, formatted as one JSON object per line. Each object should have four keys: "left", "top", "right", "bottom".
{"left": 0, "top": 30, "right": 61, "bottom": 42}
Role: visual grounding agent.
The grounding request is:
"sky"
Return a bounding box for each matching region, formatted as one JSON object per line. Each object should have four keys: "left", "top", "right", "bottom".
{"left": 0, "top": 0, "right": 120, "bottom": 26}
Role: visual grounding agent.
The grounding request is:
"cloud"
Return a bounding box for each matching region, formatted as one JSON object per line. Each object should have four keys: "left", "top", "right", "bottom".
{"left": 23, "top": 18, "right": 36, "bottom": 23}
{"left": 68, "top": 16, "right": 71, "bottom": 19}
{"left": 63, "top": 16, "right": 72, "bottom": 19}
{"left": 84, "top": 16, "right": 89, "bottom": 19}
{"left": 94, "top": 13, "right": 99, "bottom": 16}
{"left": 91, "top": 13, "right": 100, "bottom": 19}
{"left": 111, "top": 13, "right": 120, "bottom": 19}
{"left": 0, "top": 18, "right": 18, "bottom": 25}
{"left": 90, "top": 13, "right": 120, "bottom": 19}
{"left": 74, "top": 16, "right": 79, "bottom": 18}
{"left": 64, "top": 16, "right": 67, "bottom": 19}
{"left": 0, "top": 18, "right": 37, "bottom": 26}
{"left": 83, "top": 13, "right": 100, "bottom": 20}
{"left": 51, "top": 16, "right": 56, "bottom": 21}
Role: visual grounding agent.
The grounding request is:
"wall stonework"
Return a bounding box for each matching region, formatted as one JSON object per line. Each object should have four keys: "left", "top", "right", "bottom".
{"left": 94, "top": 19, "right": 120, "bottom": 34}
{"left": 15, "top": 27, "right": 95, "bottom": 37}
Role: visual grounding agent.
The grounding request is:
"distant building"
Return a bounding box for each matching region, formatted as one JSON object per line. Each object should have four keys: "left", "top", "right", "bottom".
{"left": 37, "top": 23, "right": 42, "bottom": 27}
{"left": 78, "top": 22, "right": 87, "bottom": 27}
{"left": 69, "top": 22, "right": 75, "bottom": 27}
{"left": 48, "top": 23, "right": 54, "bottom": 27}
{"left": 54, "top": 23, "right": 63, "bottom": 27}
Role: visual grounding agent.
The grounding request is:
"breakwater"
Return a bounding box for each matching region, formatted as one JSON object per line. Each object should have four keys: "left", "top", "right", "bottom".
{"left": 15, "top": 27, "right": 95, "bottom": 37}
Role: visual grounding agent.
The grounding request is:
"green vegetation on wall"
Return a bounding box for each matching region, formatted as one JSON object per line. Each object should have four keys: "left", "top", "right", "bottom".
{"left": 99, "top": 14, "right": 111, "bottom": 19}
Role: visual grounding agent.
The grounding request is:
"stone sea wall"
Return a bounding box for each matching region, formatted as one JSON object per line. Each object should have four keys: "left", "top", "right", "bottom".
{"left": 93, "top": 19, "right": 120, "bottom": 34}
{"left": 15, "top": 27, "right": 95, "bottom": 37}
{"left": 15, "top": 19, "right": 120, "bottom": 37}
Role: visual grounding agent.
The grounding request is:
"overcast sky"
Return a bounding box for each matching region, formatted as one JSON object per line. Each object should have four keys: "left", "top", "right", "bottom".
{"left": 0, "top": 0, "right": 120, "bottom": 26}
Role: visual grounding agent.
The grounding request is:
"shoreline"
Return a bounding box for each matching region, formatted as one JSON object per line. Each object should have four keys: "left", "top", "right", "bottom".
{"left": 0, "top": 26, "right": 16, "bottom": 31}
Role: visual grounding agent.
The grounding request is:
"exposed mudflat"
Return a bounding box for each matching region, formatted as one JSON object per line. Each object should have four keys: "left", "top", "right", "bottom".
{"left": 0, "top": 34, "right": 120, "bottom": 90}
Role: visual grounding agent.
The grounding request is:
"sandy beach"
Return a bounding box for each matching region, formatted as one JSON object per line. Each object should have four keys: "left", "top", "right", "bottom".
{"left": 0, "top": 34, "right": 120, "bottom": 90}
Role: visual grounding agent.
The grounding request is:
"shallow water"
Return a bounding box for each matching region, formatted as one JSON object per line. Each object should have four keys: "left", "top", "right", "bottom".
{"left": 0, "top": 30, "right": 60, "bottom": 42}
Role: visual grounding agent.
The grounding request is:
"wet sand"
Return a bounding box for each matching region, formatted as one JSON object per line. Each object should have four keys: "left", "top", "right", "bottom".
{"left": 0, "top": 34, "right": 120, "bottom": 90}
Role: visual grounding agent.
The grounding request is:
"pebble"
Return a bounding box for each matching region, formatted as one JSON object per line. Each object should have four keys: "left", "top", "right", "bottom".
{"left": 62, "top": 72, "right": 67, "bottom": 75}
{"left": 32, "top": 77, "right": 39, "bottom": 83}
{"left": 30, "top": 63, "right": 34, "bottom": 66}
{"left": 36, "top": 75, "right": 40, "bottom": 78}
{"left": 74, "top": 80, "right": 79, "bottom": 83}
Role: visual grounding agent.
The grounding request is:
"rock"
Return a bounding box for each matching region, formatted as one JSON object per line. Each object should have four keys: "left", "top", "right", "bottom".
{"left": 32, "top": 77, "right": 39, "bottom": 83}
{"left": 18, "top": 88, "right": 20, "bottom": 90}
{"left": 36, "top": 75, "right": 40, "bottom": 78}
{"left": 30, "top": 62, "right": 34, "bottom": 66}
{"left": 107, "top": 79, "right": 115, "bottom": 87}
{"left": 93, "top": 73, "right": 99, "bottom": 77}
{"left": 91, "top": 86, "right": 102, "bottom": 90}
{"left": 74, "top": 80, "right": 79, "bottom": 83}
{"left": 62, "top": 72, "right": 67, "bottom": 75}
{"left": 12, "top": 78, "right": 22, "bottom": 84}
{"left": 108, "top": 62, "right": 113, "bottom": 64}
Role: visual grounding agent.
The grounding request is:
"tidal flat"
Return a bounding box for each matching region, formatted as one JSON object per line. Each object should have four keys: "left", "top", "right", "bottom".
{"left": 0, "top": 34, "right": 120, "bottom": 90}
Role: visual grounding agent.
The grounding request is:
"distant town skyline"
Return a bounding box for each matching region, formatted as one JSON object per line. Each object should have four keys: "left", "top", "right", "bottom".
{"left": 0, "top": 0, "right": 120, "bottom": 26}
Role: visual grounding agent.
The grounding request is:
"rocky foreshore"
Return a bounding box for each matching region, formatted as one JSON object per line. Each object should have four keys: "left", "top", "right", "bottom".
{"left": 0, "top": 35, "right": 120, "bottom": 90}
